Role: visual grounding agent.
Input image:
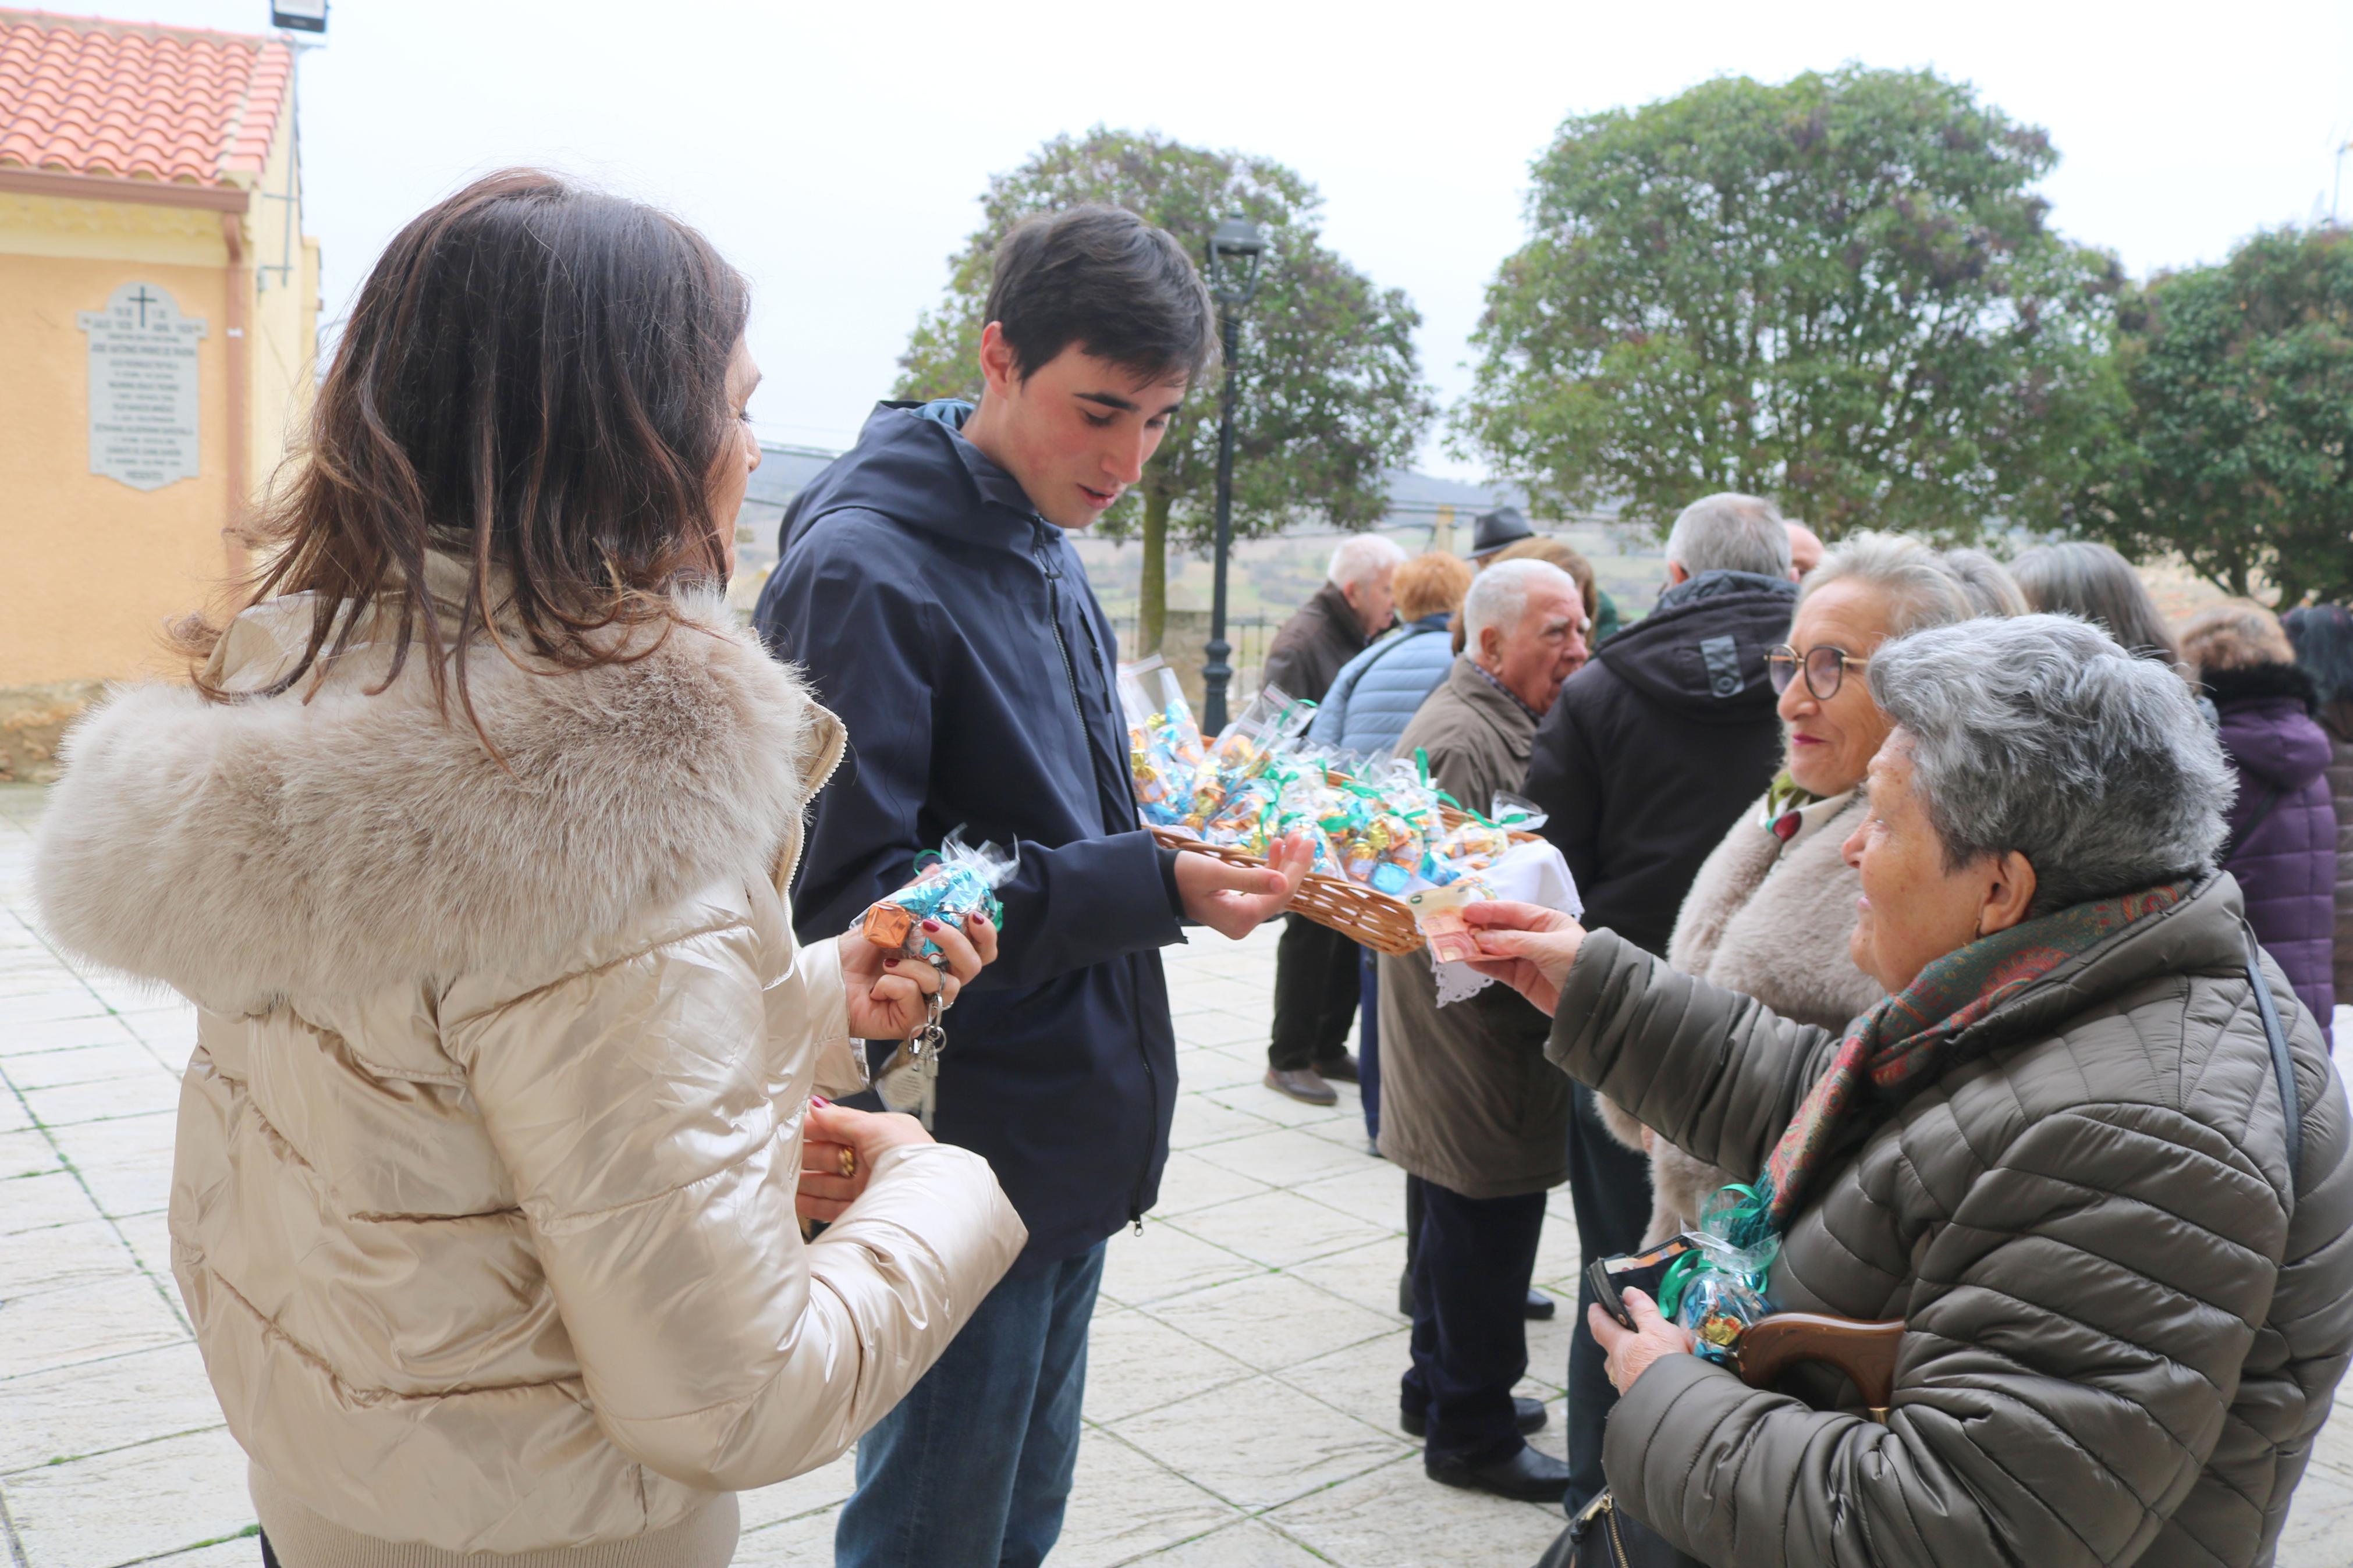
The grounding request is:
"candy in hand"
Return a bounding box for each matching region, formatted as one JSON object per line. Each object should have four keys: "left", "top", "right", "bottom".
{"left": 861, "top": 830, "right": 1016, "bottom": 959}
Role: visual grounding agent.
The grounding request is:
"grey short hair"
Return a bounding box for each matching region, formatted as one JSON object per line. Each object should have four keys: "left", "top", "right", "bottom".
{"left": 1328, "top": 534, "right": 1407, "bottom": 589}
{"left": 1802, "top": 532, "right": 1978, "bottom": 638}
{"left": 1664, "top": 493, "right": 1792, "bottom": 578}
{"left": 1465, "top": 559, "right": 1578, "bottom": 647}
{"left": 1869, "top": 614, "right": 2233, "bottom": 912}
{"left": 1938, "top": 548, "right": 2030, "bottom": 618}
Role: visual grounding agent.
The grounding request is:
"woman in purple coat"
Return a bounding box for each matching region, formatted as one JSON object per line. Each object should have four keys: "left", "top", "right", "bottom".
{"left": 2182, "top": 601, "right": 2338, "bottom": 1033}
{"left": 2283, "top": 604, "right": 2353, "bottom": 1009}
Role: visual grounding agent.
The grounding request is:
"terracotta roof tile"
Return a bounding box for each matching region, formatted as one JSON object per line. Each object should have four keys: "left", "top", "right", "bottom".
{"left": 0, "top": 9, "right": 293, "bottom": 187}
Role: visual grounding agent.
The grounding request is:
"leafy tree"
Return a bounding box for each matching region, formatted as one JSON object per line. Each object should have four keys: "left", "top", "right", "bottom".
{"left": 2074, "top": 226, "right": 2353, "bottom": 608}
{"left": 1458, "top": 66, "right": 2126, "bottom": 543}
{"left": 896, "top": 127, "right": 1433, "bottom": 652}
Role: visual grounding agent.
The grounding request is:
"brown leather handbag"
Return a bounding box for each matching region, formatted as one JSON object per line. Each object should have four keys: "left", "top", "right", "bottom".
{"left": 1536, "top": 1315, "right": 1905, "bottom": 1568}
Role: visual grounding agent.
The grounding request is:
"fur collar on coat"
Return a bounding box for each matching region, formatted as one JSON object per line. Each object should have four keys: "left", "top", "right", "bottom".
{"left": 36, "top": 559, "right": 833, "bottom": 1015}
{"left": 1602, "top": 788, "right": 1886, "bottom": 1243}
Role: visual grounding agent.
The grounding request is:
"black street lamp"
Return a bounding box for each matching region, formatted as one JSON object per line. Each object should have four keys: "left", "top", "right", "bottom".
{"left": 1199, "top": 212, "right": 1266, "bottom": 735}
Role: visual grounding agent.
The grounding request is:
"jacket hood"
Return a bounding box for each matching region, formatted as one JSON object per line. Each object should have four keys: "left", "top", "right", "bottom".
{"left": 35, "top": 560, "right": 836, "bottom": 1013}
{"left": 2212, "top": 666, "right": 2332, "bottom": 792}
{"left": 782, "top": 400, "right": 1043, "bottom": 557}
{"left": 1591, "top": 572, "right": 1798, "bottom": 721}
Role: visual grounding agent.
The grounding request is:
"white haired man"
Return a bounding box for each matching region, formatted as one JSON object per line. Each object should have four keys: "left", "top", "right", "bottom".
{"left": 1379, "top": 559, "right": 1589, "bottom": 1502}
{"left": 1263, "top": 532, "right": 1409, "bottom": 1104}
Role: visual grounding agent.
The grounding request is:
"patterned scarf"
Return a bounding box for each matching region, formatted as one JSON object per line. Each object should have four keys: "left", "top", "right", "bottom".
{"left": 1725, "top": 881, "right": 2191, "bottom": 1249}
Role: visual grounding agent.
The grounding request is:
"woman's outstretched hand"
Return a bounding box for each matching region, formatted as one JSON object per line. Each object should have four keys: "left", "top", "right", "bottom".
{"left": 797, "top": 1098, "right": 932, "bottom": 1223}
{"left": 839, "top": 905, "right": 996, "bottom": 1040}
{"left": 1459, "top": 901, "right": 1589, "bottom": 1016}
{"left": 1589, "top": 1287, "right": 1695, "bottom": 1395}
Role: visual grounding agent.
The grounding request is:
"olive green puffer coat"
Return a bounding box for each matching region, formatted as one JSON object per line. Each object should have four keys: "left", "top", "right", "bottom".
{"left": 1550, "top": 872, "right": 2353, "bottom": 1568}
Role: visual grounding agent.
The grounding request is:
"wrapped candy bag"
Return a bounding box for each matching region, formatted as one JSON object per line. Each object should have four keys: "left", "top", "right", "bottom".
{"left": 1181, "top": 687, "right": 1314, "bottom": 830}
{"left": 861, "top": 830, "right": 1017, "bottom": 959}
{"left": 1118, "top": 657, "right": 1207, "bottom": 828}
{"left": 1656, "top": 1189, "right": 1778, "bottom": 1367}
{"left": 1422, "top": 792, "right": 1551, "bottom": 884}
{"left": 1199, "top": 684, "right": 1315, "bottom": 786}
{"left": 1198, "top": 777, "right": 1281, "bottom": 856}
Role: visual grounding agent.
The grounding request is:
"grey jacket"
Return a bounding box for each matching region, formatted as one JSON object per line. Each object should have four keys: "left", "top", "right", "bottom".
{"left": 1375, "top": 657, "right": 1569, "bottom": 1197}
{"left": 1549, "top": 872, "right": 2353, "bottom": 1568}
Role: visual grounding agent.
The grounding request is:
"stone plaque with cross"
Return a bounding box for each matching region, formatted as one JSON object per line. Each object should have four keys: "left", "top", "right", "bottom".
{"left": 77, "top": 282, "right": 209, "bottom": 492}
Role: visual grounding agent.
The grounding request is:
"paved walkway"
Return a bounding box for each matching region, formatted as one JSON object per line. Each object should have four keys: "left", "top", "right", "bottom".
{"left": 2, "top": 778, "right": 2348, "bottom": 1565}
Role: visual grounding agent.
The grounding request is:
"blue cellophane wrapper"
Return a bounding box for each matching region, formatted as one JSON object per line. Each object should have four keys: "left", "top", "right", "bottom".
{"left": 1662, "top": 1190, "right": 1777, "bottom": 1366}
{"left": 872, "top": 830, "right": 1017, "bottom": 957}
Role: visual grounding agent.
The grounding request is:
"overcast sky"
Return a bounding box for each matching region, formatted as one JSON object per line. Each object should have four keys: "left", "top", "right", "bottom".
{"left": 147, "top": 1, "right": 2353, "bottom": 477}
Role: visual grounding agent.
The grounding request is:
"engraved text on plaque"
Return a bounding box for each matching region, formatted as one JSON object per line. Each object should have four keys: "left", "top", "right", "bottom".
{"left": 77, "top": 282, "right": 209, "bottom": 492}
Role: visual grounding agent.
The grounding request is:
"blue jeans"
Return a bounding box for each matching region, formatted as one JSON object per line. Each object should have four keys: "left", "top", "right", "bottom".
{"left": 835, "top": 1242, "right": 1106, "bottom": 1568}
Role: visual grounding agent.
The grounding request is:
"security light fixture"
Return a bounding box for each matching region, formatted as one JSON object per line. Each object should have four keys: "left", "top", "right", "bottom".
{"left": 270, "top": 1, "right": 327, "bottom": 33}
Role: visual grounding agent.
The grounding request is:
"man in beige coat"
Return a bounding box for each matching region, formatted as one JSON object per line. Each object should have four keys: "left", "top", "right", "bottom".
{"left": 1379, "top": 559, "right": 1588, "bottom": 1502}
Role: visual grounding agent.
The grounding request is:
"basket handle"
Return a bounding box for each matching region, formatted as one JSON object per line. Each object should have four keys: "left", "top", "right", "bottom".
{"left": 1737, "top": 1313, "right": 1904, "bottom": 1421}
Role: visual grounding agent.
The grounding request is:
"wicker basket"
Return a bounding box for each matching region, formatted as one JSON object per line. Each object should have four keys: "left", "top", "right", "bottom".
{"left": 1152, "top": 807, "right": 1542, "bottom": 957}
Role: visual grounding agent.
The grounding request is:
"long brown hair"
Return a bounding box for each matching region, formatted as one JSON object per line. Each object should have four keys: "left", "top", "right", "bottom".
{"left": 185, "top": 169, "right": 750, "bottom": 737}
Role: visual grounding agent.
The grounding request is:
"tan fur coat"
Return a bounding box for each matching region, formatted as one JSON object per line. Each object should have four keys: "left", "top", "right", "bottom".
{"left": 1598, "top": 790, "right": 1885, "bottom": 1244}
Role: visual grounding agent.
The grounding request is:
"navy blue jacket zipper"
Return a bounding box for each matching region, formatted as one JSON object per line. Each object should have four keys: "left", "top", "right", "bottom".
{"left": 1035, "top": 524, "right": 1159, "bottom": 1232}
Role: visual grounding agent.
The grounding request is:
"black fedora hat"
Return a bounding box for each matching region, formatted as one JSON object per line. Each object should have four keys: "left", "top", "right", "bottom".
{"left": 1470, "top": 505, "right": 1536, "bottom": 559}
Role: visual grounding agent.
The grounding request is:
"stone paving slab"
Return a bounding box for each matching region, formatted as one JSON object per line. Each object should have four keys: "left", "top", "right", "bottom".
{"left": 3, "top": 778, "right": 2351, "bottom": 1565}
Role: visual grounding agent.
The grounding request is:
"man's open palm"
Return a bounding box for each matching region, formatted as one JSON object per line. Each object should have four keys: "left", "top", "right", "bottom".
{"left": 1175, "top": 831, "right": 1315, "bottom": 940}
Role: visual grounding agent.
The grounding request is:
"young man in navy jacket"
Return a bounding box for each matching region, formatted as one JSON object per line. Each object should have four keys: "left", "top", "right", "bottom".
{"left": 755, "top": 205, "right": 1308, "bottom": 1568}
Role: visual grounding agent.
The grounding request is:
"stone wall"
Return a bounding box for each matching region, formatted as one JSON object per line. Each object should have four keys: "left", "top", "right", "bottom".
{"left": 0, "top": 680, "right": 105, "bottom": 784}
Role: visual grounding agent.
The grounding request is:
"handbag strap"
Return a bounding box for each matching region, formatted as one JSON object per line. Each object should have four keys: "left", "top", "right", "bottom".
{"left": 2241, "top": 923, "right": 2303, "bottom": 1190}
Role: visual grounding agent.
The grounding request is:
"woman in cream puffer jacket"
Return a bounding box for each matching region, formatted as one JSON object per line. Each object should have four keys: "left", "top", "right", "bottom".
{"left": 31, "top": 170, "right": 1026, "bottom": 1565}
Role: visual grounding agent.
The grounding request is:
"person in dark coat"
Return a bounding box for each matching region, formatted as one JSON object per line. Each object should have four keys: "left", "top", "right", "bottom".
{"left": 1260, "top": 534, "right": 1403, "bottom": 704}
{"left": 754, "top": 207, "right": 1308, "bottom": 1568}
{"left": 2182, "top": 601, "right": 2338, "bottom": 1034}
{"left": 1261, "top": 534, "right": 1406, "bottom": 1105}
{"left": 2283, "top": 603, "right": 2353, "bottom": 1011}
{"left": 1517, "top": 491, "right": 1797, "bottom": 1516}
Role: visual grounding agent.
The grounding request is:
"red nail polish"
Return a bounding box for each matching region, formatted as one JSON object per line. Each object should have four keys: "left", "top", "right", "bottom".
{"left": 810, "top": 1096, "right": 830, "bottom": 1108}
{"left": 921, "top": 919, "right": 942, "bottom": 932}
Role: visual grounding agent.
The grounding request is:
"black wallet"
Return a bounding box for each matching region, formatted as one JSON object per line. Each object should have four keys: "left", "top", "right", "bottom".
{"left": 1585, "top": 1236, "right": 1697, "bottom": 1328}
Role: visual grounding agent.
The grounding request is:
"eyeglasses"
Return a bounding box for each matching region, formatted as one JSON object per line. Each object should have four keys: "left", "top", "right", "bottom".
{"left": 1766, "top": 644, "right": 1869, "bottom": 701}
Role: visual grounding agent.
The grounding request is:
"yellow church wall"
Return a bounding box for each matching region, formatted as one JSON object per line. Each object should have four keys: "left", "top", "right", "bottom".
{"left": 0, "top": 122, "right": 318, "bottom": 778}
{"left": 0, "top": 245, "right": 237, "bottom": 685}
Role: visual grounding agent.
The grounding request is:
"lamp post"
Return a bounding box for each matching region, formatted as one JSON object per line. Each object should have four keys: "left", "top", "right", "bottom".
{"left": 1199, "top": 212, "right": 1266, "bottom": 735}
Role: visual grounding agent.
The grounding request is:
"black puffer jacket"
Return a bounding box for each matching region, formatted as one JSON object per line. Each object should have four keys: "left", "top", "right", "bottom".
{"left": 1551, "top": 872, "right": 2353, "bottom": 1567}
{"left": 1522, "top": 570, "right": 1797, "bottom": 954}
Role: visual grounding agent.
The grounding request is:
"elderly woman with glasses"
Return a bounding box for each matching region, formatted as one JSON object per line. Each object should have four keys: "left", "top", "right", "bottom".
{"left": 1473, "top": 614, "right": 2353, "bottom": 1568}
{"left": 1593, "top": 535, "right": 1982, "bottom": 1248}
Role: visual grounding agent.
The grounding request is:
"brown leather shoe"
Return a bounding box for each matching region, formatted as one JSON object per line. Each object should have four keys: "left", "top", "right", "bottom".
{"left": 1264, "top": 1068, "right": 1338, "bottom": 1106}
{"left": 1313, "top": 1051, "right": 1360, "bottom": 1083}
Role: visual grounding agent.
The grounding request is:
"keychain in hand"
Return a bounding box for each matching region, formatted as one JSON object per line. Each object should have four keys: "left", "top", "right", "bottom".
{"left": 906, "top": 952, "right": 951, "bottom": 1128}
